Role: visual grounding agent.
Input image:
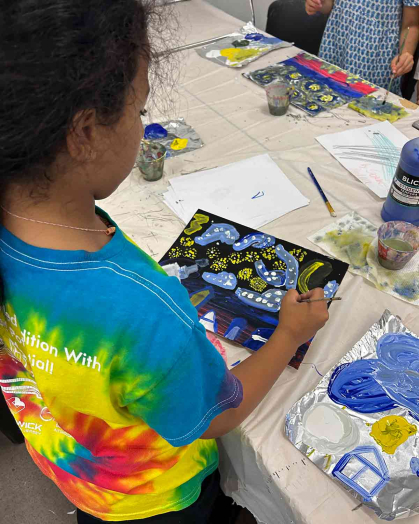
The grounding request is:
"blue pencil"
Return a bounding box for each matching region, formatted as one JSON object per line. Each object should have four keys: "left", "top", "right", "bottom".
{"left": 307, "top": 167, "right": 337, "bottom": 218}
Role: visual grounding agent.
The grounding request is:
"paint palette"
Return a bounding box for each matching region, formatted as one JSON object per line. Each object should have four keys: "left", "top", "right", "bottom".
{"left": 244, "top": 52, "right": 377, "bottom": 116}
{"left": 139, "top": 118, "right": 203, "bottom": 160}
{"left": 286, "top": 310, "right": 419, "bottom": 519}
{"left": 349, "top": 96, "right": 409, "bottom": 124}
{"left": 196, "top": 32, "right": 292, "bottom": 68}
{"left": 160, "top": 210, "right": 348, "bottom": 369}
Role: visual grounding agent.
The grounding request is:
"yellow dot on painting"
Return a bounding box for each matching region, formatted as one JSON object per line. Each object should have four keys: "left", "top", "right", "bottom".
{"left": 320, "top": 95, "right": 333, "bottom": 102}
{"left": 290, "top": 73, "right": 301, "bottom": 79}
{"left": 309, "top": 84, "right": 321, "bottom": 91}
{"left": 171, "top": 138, "right": 188, "bottom": 150}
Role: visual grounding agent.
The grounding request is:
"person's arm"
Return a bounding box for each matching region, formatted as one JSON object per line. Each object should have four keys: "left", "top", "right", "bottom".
{"left": 201, "top": 288, "right": 329, "bottom": 439}
{"left": 392, "top": 7, "right": 419, "bottom": 77}
{"left": 306, "top": 0, "right": 334, "bottom": 16}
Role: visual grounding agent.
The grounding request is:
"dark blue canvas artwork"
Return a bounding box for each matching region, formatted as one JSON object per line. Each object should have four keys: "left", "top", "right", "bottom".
{"left": 160, "top": 210, "right": 349, "bottom": 369}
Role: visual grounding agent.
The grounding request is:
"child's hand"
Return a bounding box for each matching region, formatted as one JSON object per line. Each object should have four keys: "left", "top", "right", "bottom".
{"left": 277, "top": 288, "right": 329, "bottom": 348}
{"left": 391, "top": 52, "right": 414, "bottom": 77}
{"left": 306, "top": 0, "right": 323, "bottom": 15}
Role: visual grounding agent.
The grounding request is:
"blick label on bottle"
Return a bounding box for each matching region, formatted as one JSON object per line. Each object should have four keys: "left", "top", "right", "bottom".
{"left": 390, "top": 166, "right": 419, "bottom": 207}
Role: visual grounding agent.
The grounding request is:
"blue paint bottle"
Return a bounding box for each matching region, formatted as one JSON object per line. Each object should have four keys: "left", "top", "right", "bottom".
{"left": 381, "top": 138, "right": 419, "bottom": 225}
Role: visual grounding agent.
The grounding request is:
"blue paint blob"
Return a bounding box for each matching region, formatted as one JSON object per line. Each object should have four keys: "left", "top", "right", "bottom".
{"left": 275, "top": 244, "right": 299, "bottom": 289}
{"left": 202, "top": 271, "right": 237, "bottom": 290}
{"left": 225, "top": 318, "right": 247, "bottom": 341}
{"left": 328, "top": 360, "right": 397, "bottom": 414}
{"left": 243, "top": 328, "right": 274, "bottom": 351}
{"left": 235, "top": 287, "right": 285, "bottom": 312}
{"left": 195, "top": 224, "right": 240, "bottom": 246}
{"left": 144, "top": 123, "right": 168, "bottom": 140}
{"left": 324, "top": 280, "right": 339, "bottom": 298}
{"left": 233, "top": 233, "right": 275, "bottom": 251}
{"left": 332, "top": 446, "right": 389, "bottom": 502}
{"left": 255, "top": 260, "right": 285, "bottom": 287}
{"left": 245, "top": 33, "right": 263, "bottom": 41}
{"left": 410, "top": 457, "right": 419, "bottom": 476}
{"left": 328, "top": 333, "right": 419, "bottom": 419}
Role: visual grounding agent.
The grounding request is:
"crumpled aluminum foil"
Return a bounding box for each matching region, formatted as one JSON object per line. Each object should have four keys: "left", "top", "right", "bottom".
{"left": 195, "top": 23, "right": 292, "bottom": 69}
{"left": 136, "top": 118, "right": 203, "bottom": 164}
{"left": 286, "top": 310, "right": 419, "bottom": 521}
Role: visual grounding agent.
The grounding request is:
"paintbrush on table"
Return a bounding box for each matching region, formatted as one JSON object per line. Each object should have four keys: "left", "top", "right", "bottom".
{"left": 383, "top": 27, "right": 410, "bottom": 105}
{"left": 307, "top": 167, "right": 337, "bottom": 218}
{"left": 299, "top": 297, "right": 342, "bottom": 304}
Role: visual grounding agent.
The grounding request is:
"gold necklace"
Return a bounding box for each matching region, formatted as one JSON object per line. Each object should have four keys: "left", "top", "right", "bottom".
{"left": 0, "top": 206, "right": 116, "bottom": 236}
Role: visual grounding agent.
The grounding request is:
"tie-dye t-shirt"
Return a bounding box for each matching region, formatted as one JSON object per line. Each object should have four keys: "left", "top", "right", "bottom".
{"left": 0, "top": 209, "right": 243, "bottom": 521}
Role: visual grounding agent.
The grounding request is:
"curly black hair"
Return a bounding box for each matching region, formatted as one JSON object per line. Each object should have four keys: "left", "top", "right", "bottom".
{"left": 0, "top": 0, "right": 164, "bottom": 303}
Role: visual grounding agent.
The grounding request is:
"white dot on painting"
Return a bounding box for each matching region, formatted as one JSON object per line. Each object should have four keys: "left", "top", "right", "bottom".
{"left": 267, "top": 303, "right": 273, "bottom": 308}
{"left": 272, "top": 272, "right": 277, "bottom": 276}
{"left": 267, "top": 278, "right": 272, "bottom": 282}
{"left": 248, "top": 294, "right": 254, "bottom": 299}
{"left": 264, "top": 272, "right": 269, "bottom": 276}
{"left": 256, "top": 298, "right": 262, "bottom": 302}
{"left": 262, "top": 299, "right": 267, "bottom": 304}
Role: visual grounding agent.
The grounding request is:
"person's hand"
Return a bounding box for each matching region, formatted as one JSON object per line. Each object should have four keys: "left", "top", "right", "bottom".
{"left": 276, "top": 288, "right": 329, "bottom": 348}
{"left": 306, "top": 0, "right": 323, "bottom": 15}
{"left": 391, "top": 52, "right": 414, "bottom": 77}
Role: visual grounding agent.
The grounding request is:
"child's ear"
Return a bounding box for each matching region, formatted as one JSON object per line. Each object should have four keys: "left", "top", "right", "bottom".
{"left": 67, "top": 109, "right": 98, "bottom": 162}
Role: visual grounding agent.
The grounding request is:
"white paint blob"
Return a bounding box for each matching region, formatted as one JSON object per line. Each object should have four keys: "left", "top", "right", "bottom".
{"left": 302, "top": 403, "right": 359, "bottom": 455}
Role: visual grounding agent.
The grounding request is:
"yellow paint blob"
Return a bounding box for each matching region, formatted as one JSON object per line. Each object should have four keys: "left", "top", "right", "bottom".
{"left": 297, "top": 262, "right": 324, "bottom": 294}
{"left": 171, "top": 138, "right": 188, "bottom": 150}
{"left": 370, "top": 415, "right": 417, "bottom": 454}
{"left": 220, "top": 47, "right": 263, "bottom": 64}
{"left": 184, "top": 213, "right": 209, "bottom": 235}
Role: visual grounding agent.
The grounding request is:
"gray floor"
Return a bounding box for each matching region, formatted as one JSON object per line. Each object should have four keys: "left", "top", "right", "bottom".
{"left": 0, "top": 431, "right": 76, "bottom": 524}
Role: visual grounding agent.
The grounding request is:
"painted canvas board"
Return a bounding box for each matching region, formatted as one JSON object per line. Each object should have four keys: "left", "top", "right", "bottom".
{"left": 316, "top": 122, "right": 409, "bottom": 198}
{"left": 160, "top": 210, "right": 349, "bottom": 369}
{"left": 244, "top": 52, "right": 377, "bottom": 116}
{"left": 286, "top": 310, "right": 419, "bottom": 520}
{"left": 196, "top": 32, "right": 292, "bottom": 68}
{"left": 349, "top": 96, "right": 409, "bottom": 124}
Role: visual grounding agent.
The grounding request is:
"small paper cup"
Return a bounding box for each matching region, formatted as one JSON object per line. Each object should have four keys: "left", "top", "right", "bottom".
{"left": 377, "top": 221, "right": 419, "bottom": 270}
{"left": 265, "top": 82, "right": 292, "bottom": 116}
{"left": 136, "top": 141, "right": 167, "bottom": 182}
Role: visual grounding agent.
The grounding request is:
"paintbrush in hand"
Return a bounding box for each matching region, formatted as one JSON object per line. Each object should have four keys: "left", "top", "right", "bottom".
{"left": 383, "top": 27, "right": 410, "bottom": 105}
{"left": 298, "top": 297, "right": 342, "bottom": 304}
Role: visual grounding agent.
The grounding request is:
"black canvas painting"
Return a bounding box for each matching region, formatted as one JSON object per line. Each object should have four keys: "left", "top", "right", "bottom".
{"left": 160, "top": 210, "right": 349, "bottom": 369}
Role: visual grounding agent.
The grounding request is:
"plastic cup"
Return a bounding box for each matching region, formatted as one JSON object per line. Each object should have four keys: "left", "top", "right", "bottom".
{"left": 377, "top": 221, "right": 419, "bottom": 270}
{"left": 136, "top": 141, "right": 167, "bottom": 182}
{"left": 265, "top": 81, "right": 293, "bottom": 116}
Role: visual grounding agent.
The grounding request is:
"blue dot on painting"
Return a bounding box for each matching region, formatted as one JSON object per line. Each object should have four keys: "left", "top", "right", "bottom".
{"left": 410, "top": 457, "right": 419, "bottom": 476}
{"left": 144, "top": 123, "right": 168, "bottom": 140}
{"left": 245, "top": 33, "right": 263, "bottom": 41}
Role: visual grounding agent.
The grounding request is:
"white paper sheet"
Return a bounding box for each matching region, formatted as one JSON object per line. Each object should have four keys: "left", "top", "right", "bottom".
{"left": 316, "top": 121, "right": 409, "bottom": 198}
{"left": 163, "top": 154, "right": 310, "bottom": 229}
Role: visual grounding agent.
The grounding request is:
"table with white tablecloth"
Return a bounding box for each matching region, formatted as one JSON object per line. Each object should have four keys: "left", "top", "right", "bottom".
{"left": 101, "top": 2, "right": 419, "bottom": 523}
